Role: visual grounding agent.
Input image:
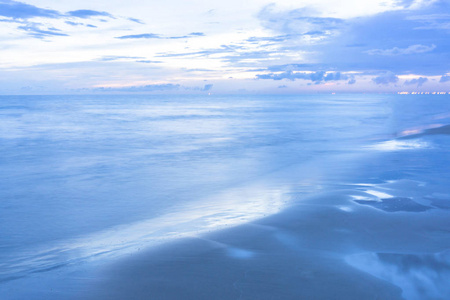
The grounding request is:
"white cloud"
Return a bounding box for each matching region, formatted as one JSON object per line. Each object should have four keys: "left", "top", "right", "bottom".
{"left": 0, "top": 0, "right": 449, "bottom": 93}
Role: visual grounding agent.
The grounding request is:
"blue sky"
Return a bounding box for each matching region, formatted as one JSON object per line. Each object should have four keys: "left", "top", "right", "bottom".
{"left": 0, "top": 0, "right": 449, "bottom": 94}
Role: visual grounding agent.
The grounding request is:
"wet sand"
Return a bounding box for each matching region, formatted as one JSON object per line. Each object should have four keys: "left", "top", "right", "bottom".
{"left": 2, "top": 180, "right": 450, "bottom": 300}
{"left": 82, "top": 182, "right": 450, "bottom": 300}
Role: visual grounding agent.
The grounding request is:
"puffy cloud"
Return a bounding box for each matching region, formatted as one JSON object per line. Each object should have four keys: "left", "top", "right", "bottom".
{"left": 404, "top": 77, "right": 428, "bottom": 86}
{"left": 372, "top": 71, "right": 399, "bottom": 85}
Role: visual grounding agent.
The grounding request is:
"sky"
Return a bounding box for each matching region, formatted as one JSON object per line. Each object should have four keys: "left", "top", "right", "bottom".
{"left": 0, "top": 0, "right": 449, "bottom": 94}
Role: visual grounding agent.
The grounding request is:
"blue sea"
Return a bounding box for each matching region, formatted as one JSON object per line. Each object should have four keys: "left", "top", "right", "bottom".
{"left": 1, "top": 94, "right": 449, "bottom": 299}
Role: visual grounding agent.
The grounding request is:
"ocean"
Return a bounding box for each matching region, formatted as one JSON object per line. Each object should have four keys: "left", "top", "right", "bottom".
{"left": 1, "top": 94, "right": 449, "bottom": 299}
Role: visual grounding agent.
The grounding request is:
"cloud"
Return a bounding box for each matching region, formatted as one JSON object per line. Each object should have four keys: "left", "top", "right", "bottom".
{"left": 66, "top": 10, "right": 113, "bottom": 19}
{"left": 405, "top": 11, "right": 450, "bottom": 30}
{"left": 0, "top": 0, "right": 61, "bottom": 19}
{"left": 202, "top": 84, "right": 213, "bottom": 91}
{"left": 258, "top": 4, "right": 343, "bottom": 35}
{"left": 116, "top": 32, "right": 205, "bottom": 40}
{"left": 128, "top": 17, "right": 144, "bottom": 24}
{"left": 18, "top": 24, "right": 68, "bottom": 38}
{"left": 404, "top": 77, "right": 428, "bottom": 86}
{"left": 366, "top": 44, "right": 436, "bottom": 55}
{"left": 158, "top": 45, "right": 244, "bottom": 59}
{"left": 246, "top": 35, "right": 290, "bottom": 44}
{"left": 348, "top": 78, "right": 356, "bottom": 84}
{"left": 189, "top": 32, "right": 205, "bottom": 36}
{"left": 440, "top": 75, "right": 450, "bottom": 83}
{"left": 158, "top": 44, "right": 279, "bottom": 68}
{"left": 395, "top": 0, "right": 416, "bottom": 8}
{"left": 136, "top": 60, "right": 162, "bottom": 64}
{"left": 95, "top": 84, "right": 181, "bottom": 92}
{"left": 254, "top": 1, "right": 450, "bottom": 76}
{"left": 221, "top": 50, "right": 276, "bottom": 64}
{"left": 0, "top": 1, "right": 140, "bottom": 39}
{"left": 256, "top": 3, "right": 344, "bottom": 47}
{"left": 324, "top": 72, "right": 345, "bottom": 81}
{"left": 93, "top": 83, "right": 216, "bottom": 93}
{"left": 65, "top": 21, "right": 83, "bottom": 26}
{"left": 64, "top": 21, "right": 97, "bottom": 28}
{"left": 372, "top": 71, "right": 399, "bottom": 85}
{"left": 329, "top": 1, "right": 450, "bottom": 75}
{"left": 0, "top": 2, "right": 112, "bottom": 20}
{"left": 256, "top": 71, "right": 348, "bottom": 83}
{"left": 96, "top": 56, "right": 162, "bottom": 64}
{"left": 116, "top": 33, "right": 162, "bottom": 39}
{"left": 98, "top": 55, "right": 145, "bottom": 61}
{"left": 267, "top": 64, "right": 320, "bottom": 72}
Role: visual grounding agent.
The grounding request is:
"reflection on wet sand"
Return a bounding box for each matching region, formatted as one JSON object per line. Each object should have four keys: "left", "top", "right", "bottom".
{"left": 347, "top": 251, "right": 450, "bottom": 300}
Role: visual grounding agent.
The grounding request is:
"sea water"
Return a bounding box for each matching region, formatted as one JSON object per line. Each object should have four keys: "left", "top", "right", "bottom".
{"left": 1, "top": 94, "right": 449, "bottom": 299}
